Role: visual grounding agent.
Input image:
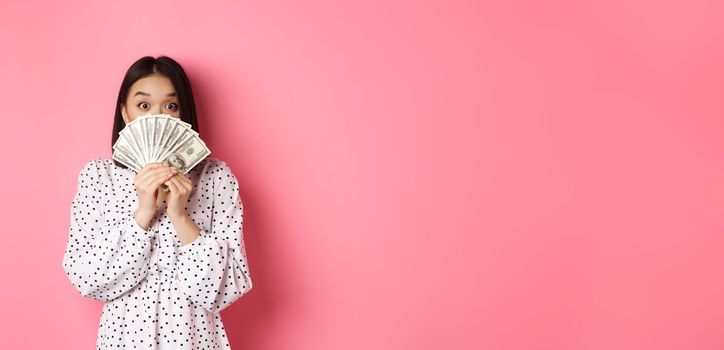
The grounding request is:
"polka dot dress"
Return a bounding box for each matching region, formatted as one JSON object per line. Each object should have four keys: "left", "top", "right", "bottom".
{"left": 61, "top": 157, "right": 253, "bottom": 349}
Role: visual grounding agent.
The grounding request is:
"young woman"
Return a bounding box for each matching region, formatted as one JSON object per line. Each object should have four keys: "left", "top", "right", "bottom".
{"left": 61, "top": 56, "right": 253, "bottom": 349}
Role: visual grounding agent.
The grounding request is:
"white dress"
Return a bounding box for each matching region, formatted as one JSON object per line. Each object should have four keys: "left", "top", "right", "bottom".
{"left": 61, "top": 156, "right": 253, "bottom": 349}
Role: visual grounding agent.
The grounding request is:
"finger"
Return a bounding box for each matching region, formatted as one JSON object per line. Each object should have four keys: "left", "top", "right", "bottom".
{"left": 173, "top": 173, "right": 192, "bottom": 190}
{"left": 141, "top": 173, "right": 172, "bottom": 192}
{"left": 175, "top": 172, "right": 190, "bottom": 182}
{"left": 139, "top": 167, "right": 172, "bottom": 186}
{"left": 179, "top": 175, "right": 194, "bottom": 192}
{"left": 142, "top": 162, "right": 166, "bottom": 170}
{"left": 149, "top": 171, "right": 175, "bottom": 191}
{"left": 165, "top": 177, "right": 181, "bottom": 194}
{"left": 167, "top": 176, "right": 184, "bottom": 190}
{"left": 139, "top": 166, "right": 170, "bottom": 181}
{"left": 138, "top": 166, "right": 167, "bottom": 183}
{"left": 179, "top": 178, "right": 192, "bottom": 192}
{"left": 168, "top": 176, "right": 189, "bottom": 195}
{"left": 139, "top": 162, "right": 167, "bottom": 176}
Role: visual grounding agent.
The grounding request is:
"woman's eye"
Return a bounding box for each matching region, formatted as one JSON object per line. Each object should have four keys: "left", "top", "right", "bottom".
{"left": 166, "top": 103, "right": 178, "bottom": 111}
{"left": 138, "top": 102, "right": 149, "bottom": 109}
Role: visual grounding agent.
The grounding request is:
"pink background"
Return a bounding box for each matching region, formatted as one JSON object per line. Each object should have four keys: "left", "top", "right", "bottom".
{"left": 1, "top": 0, "right": 724, "bottom": 349}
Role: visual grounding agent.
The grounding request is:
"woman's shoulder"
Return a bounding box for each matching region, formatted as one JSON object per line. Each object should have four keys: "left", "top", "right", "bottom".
{"left": 76, "top": 157, "right": 112, "bottom": 174}
{"left": 197, "top": 156, "right": 238, "bottom": 179}
{"left": 73, "top": 157, "right": 118, "bottom": 183}
{"left": 200, "top": 156, "right": 232, "bottom": 171}
{"left": 194, "top": 157, "right": 242, "bottom": 189}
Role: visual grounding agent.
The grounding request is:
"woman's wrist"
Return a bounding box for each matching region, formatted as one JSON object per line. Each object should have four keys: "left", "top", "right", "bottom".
{"left": 134, "top": 208, "right": 155, "bottom": 230}
{"left": 169, "top": 213, "right": 201, "bottom": 245}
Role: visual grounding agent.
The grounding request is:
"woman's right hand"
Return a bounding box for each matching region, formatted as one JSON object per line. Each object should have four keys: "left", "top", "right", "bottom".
{"left": 133, "top": 163, "right": 177, "bottom": 229}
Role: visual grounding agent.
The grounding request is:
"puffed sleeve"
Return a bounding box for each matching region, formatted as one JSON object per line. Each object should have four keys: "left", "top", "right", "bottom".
{"left": 61, "top": 159, "right": 155, "bottom": 302}
{"left": 175, "top": 160, "right": 253, "bottom": 314}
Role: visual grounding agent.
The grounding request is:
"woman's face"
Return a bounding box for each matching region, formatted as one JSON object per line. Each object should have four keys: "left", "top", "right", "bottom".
{"left": 121, "top": 74, "right": 181, "bottom": 124}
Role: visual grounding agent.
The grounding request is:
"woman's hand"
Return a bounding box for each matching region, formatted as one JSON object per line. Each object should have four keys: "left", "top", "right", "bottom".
{"left": 164, "top": 169, "right": 193, "bottom": 220}
{"left": 133, "top": 163, "right": 177, "bottom": 229}
{"left": 165, "top": 170, "right": 202, "bottom": 245}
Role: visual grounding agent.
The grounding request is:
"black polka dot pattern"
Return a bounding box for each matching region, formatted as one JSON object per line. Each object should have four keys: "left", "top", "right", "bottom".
{"left": 61, "top": 156, "right": 253, "bottom": 349}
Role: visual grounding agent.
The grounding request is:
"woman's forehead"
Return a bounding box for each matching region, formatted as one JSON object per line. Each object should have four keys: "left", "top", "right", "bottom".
{"left": 130, "top": 75, "right": 176, "bottom": 96}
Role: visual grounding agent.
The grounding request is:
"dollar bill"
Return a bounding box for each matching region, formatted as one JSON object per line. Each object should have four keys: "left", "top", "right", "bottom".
{"left": 112, "top": 133, "right": 143, "bottom": 170}
{"left": 113, "top": 113, "right": 211, "bottom": 174}
{"left": 161, "top": 135, "right": 210, "bottom": 174}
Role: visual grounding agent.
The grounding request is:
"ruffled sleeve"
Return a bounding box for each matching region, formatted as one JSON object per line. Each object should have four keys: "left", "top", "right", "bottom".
{"left": 175, "top": 160, "right": 253, "bottom": 313}
{"left": 61, "top": 159, "right": 155, "bottom": 302}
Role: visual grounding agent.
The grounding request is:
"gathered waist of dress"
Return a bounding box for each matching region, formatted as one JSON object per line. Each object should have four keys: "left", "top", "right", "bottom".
{"left": 146, "top": 265, "right": 177, "bottom": 282}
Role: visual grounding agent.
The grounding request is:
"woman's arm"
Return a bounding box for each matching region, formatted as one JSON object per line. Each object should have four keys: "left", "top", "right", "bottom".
{"left": 61, "top": 159, "right": 155, "bottom": 302}
{"left": 175, "top": 160, "right": 253, "bottom": 314}
{"left": 169, "top": 213, "right": 201, "bottom": 246}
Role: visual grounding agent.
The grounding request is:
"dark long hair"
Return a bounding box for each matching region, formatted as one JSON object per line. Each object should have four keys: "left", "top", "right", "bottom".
{"left": 111, "top": 56, "right": 200, "bottom": 168}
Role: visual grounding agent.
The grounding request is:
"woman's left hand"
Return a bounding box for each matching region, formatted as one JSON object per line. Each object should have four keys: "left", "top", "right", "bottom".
{"left": 164, "top": 170, "right": 193, "bottom": 220}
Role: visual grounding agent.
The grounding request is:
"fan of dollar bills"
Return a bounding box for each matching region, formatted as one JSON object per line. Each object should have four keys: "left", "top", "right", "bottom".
{"left": 112, "top": 113, "right": 211, "bottom": 178}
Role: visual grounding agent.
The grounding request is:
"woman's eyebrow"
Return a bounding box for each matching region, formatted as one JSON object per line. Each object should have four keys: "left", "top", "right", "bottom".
{"left": 133, "top": 91, "right": 177, "bottom": 97}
